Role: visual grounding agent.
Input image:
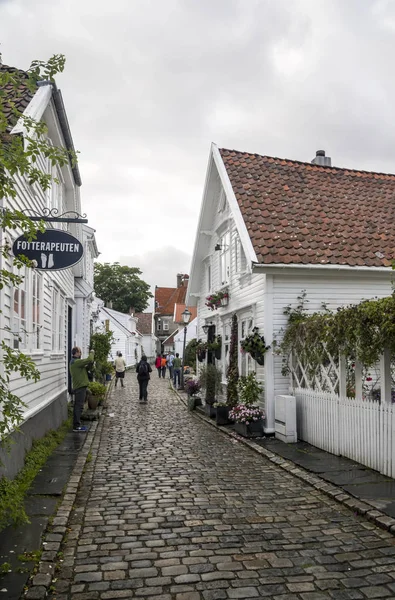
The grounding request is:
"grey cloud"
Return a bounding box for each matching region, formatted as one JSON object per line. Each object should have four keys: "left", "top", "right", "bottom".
{"left": 1, "top": 0, "right": 395, "bottom": 287}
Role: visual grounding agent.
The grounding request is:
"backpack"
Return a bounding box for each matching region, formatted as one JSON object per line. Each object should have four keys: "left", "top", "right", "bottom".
{"left": 138, "top": 361, "right": 149, "bottom": 376}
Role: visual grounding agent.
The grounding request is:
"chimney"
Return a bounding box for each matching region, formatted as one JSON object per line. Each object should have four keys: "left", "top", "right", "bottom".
{"left": 106, "top": 301, "right": 113, "bottom": 309}
{"left": 311, "top": 150, "right": 331, "bottom": 167}
{"left": 177, "top": 273, "right": 183, "bottom": 288}
{"left": 129, "top": 306, "right": 135, "bottom": 316}
{"left": 183, "top": 274, "right": 189, "bottom": 287}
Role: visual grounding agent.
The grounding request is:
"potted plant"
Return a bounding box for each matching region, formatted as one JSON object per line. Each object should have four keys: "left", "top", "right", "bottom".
{"left": 196, "top": 340, "right": 208, "bottom": 362}
{"left": 214, "top": 400, "right": 231, "bottom": 426}
{"left": 240, "top": 327, "right": 270, "bottom": 365}
{"left": 229, "top": 405, "right": 265, "bottom": 438}
{"left": 103, "top": 361, "right": 114, "bottom": 381}
{"left": 185, "top": 379, "right": 202, "bottom": 411}
{"left": 237, "top": 372, "right": 263, "bottom": 406}
{"left": 205, "top": 289, "right": 229, "bottom": 311}
{"left": 199, "top": 364, "right": 222, "bottom": 418}
{"left": 87, "top": 381, "right": 107, "bottom": 410}
{"left": 208, "top": 335, "right": 222, "bottom": 360}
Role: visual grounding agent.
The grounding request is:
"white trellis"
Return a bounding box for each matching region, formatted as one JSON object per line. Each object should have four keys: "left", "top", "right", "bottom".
{"left": 291, "top": 349, "right": 395, "bottom": 477}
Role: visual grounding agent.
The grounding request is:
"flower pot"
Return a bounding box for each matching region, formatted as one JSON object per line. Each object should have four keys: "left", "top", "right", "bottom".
{"left": 253, "top": 354, "right": 265, "bottom": 366}
{"left": 194, "top": 396, "right": 202, "bottom": 407}
{"left": 219, "top": 296, "right": 228, "bottom": 307}
{"left": 235, "top": 420, "right": 264, "bottom": 438}
{"left": 214, "top": 348, "right": 221, "bottom": 360}
{"left": 105, "top": 374, "right": 112, "bottom": 381}
{"left": 216, "top": 405, "right": 230, "bottom": 425}
{"left": 188, "top": 396, "right": 196, "bottom": 411}
{"left": 197, "top": 350, "right": 206, "bottom": 362}
{"left": 204, "top": 404, "right": 217, "bottom": 418}
{"left": 87, "top": 394, "right": 100, "bottom": 410}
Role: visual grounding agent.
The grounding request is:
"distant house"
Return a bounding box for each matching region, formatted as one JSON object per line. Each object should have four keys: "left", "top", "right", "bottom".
{"left": 154, "top": 273, "right": 189, "bottom": 352}
{"left": 172, "top": 304, "right": 198, "bottom": 358}
{"left": 92, "top": 301, "right": 143, "bottom": 366}
{"left": 134, "top": 312, "right": 157, "bottom": 361}
{"left": 187, "top": 144, "right": 395, "bottom": 434}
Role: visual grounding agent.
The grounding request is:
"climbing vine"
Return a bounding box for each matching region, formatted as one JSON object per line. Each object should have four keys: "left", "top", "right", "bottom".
{"left": 275, "top": 290, "right": 395, "bottom": 376}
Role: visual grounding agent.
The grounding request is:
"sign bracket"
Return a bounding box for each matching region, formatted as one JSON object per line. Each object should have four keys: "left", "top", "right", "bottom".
{"left": 4, "top": 208, "right": 88, "bottom": 224}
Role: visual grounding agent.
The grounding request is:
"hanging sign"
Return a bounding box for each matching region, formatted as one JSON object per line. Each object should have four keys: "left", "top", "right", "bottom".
{"left": 12, "top": 229, "right": 84, "bottom": 271}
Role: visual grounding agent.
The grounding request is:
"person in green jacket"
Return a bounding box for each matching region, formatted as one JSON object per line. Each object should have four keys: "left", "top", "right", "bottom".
{"left": 69, "top": 347, "right": 94, "bottom": 432}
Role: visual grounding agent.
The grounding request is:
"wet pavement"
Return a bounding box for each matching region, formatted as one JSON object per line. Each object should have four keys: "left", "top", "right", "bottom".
{"left": 47, "top": 372, "right": 395, "bottom": 600}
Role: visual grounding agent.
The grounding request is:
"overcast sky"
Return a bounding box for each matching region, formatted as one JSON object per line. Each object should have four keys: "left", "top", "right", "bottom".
{"left": 1, "top": 0, "right": 395, "bottom": 297}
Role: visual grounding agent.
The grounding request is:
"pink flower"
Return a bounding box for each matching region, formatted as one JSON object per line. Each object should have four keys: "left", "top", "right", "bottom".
{"left": 366, "top": 377, "right": 372, "bottom": 382}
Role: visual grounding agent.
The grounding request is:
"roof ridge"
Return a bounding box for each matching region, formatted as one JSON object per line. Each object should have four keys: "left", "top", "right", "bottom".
{"left": 219, "top": 147, "right": 395, "bottom": 179}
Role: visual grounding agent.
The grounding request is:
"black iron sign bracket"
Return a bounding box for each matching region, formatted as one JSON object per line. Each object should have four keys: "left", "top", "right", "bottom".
{"left": 6, "top": 208, "right": 88, "bottom": 224}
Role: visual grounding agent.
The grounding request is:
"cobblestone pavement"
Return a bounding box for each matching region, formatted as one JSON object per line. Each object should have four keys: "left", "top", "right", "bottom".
{"left": 55, "top": 372, "right": 395, "bottom": 600}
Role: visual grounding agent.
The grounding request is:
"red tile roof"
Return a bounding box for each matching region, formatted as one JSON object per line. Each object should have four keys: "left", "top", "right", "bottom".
{"left": 174, "top": 304, "right": 197, "bottom": 324}
{"left": 155, "top": 285, "right": 187, "bottom": 315}
{"left": 0, "top": 64, "right": 34, "bottom": 130}
{"left": 134, "top": 313, "right": 153, "bottom": 335}
{"left": 219, "top": 148, "right": 395, "bottom": 268}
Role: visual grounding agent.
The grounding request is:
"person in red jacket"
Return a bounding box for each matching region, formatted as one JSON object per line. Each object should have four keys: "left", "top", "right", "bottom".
{"left": 155, "top": 353, "right": 162, "bottom": 378}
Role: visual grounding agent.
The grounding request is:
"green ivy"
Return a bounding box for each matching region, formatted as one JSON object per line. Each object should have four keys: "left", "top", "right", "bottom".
{"left": 0, "top": 412, "right": 71, "bottom": 532}
{"left": 226, "top": 313, "right": 239, "bottom": 407}
{"left": 275, "top": 290, "right": 395, "bottom": 377}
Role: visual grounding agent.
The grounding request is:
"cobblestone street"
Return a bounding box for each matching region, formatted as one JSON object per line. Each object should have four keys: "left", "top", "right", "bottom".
{"left": 56, "top": 372, "right": 395, "bottom": 600}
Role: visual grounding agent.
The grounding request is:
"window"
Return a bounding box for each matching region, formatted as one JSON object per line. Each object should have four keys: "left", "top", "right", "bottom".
{"left": 52, "top": 288, "right": 64, "bottom": 352}
{"left": 31, "top": 272, "right": 42, "bottom": 350}
{"left": 235, "top": 236, "right": 247, "bottom": 273}
{"left": 13, "top": 278, "right": 27, "bottom": 349}
{"left": 207, "top": 264, "right": 211, "bottom": 292}
{"left": 224, "top": 322, "right": 231, "bottom": 371}
{"left": 163, "top": 321, "right": 169, "bottom": 331}
{"left": 157, "top": 320, "right": 162, "bottom": 331}
{"left": 240, "top": 316, "right": 254, "bottom": 376}
{"left": 220, "top": 231, "right": 230, "bottom": 285}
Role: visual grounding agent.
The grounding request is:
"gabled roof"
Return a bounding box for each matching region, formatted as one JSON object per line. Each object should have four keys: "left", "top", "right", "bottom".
{"left": 0, "top": 64, "right": 34, "bottom": 130}
{"left": 155, "top": 285, "right": 187, "bottom": 315}
{"left": 134, "top": 313, "right": 153, "bottom": 335}
{"left": 219, "top": 147, "right": 395, "bottom": 268}
{"left": 162, "top": 330, "right": 177, "bottom": 345}
{"left": 174, "top": 304, "right": 197, "bottom": 324}
{"left": 0, "top": 63, "right": 81, "bottom": 186}
{"left": 101, "top": 307, "right": 134, "bottom": 338}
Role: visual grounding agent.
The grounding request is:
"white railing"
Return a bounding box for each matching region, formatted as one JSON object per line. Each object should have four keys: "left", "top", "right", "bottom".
{"left": 295, "top": 387, "right": 395, "bottom": 477}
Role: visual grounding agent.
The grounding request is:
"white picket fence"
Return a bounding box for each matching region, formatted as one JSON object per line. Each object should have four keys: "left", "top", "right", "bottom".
{"left": 295, "top": 388, "right": 395, "bottom": 478}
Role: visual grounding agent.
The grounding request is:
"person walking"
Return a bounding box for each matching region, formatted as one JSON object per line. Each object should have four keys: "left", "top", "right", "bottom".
{"left": 155, "top": 353, "right": 162, "bottom": 378}
{"left": 136, "top": 355, "right": 152, "bottom": 402}
{"left": 69, "top": 347, "right": 94, "bottom": 432}
{"left": 160, "top": 354, "right": 167, "bottom": 378}
{"left": 167, "top": 352, "right": 174, "bottom": 380}
{"left": 114, "top": 352, "right": 126, "bottom": 387}
{"left": 173, "top": 352, "right": 182, "bottom": 389}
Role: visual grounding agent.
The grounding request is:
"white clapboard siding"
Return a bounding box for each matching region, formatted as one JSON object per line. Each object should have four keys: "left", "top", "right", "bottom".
{"left": 195, "top": 183, "right": 266, "bottom": 404}
{"left": 272, "top": 272, "right": 393, "bottom": 399}
{"left": 296, "top": 387, "right": 395, "bottom": 478}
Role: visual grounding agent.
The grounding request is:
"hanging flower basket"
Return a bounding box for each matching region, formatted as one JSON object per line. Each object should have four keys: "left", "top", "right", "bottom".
{"left": 205, "top": 290, "right": 229, "bottom": 311}
{"left": 240, "top": 327, "right": 270, "bottom": 363}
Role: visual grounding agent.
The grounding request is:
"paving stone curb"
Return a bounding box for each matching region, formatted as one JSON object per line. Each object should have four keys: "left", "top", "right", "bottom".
{"left": 23, "top": 416, "right": 102, "bottom": 599}
{"left": 173, "top": 387, "right": 395, "bottom": 538}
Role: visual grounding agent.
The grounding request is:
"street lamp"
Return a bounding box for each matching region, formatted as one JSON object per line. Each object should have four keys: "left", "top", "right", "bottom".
{"left": 180, "top": 308, "right": 192, "bottom": 390}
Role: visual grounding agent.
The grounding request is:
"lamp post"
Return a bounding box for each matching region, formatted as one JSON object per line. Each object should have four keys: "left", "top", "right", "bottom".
{"left": 180, "top": 308, "right": 192, "bottom": 390}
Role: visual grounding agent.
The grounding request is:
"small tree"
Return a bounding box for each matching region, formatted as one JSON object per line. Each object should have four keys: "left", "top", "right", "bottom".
{"left": 184, "top": 338, "right": 198, "bottom": 371}
{"left": 199, "top": 364, "right": 222, "bottom": 406}
{"left": 90, "top": 331, "right": 114, "bottom": 382}
{"left": 226, "top": 313, "right": 239, "bottom": 407}
{"left": 94, "top": 262, "right": 152, "bottom": 313}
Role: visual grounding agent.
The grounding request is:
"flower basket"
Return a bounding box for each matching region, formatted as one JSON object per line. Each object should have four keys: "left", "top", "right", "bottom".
{"left": 234, "top": 420, "right": 264, "bottom": 438}
{"left": 197, "top": 349, "right": 206, "bottom": 362}
{"left": 215, "top": 404, "right": 231, "bottom": 425}
{"left": 240, "top": 328, "right": 270, "bottom": 361}
{"left": 205, "top": 290, "right": 229, "bottom": 311}
{"left": 229, "top": 404, "right": 265, "bottom": 437}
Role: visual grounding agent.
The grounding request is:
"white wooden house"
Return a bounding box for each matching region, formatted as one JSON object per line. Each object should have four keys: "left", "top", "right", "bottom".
{"left": 187, "top": 144, "right": 394, "bottom": 434}
{"left": 0, "top": 63, "right": 98, "bottom": 478}
{"left": 134, "top": 312, "right": 157, "bottom": 362}
{"left": 92, "top": 300, "right": 143, "bottom": 367}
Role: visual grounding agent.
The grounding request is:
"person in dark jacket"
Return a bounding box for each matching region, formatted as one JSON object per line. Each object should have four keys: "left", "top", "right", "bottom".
{"left": 136, "top": 355, "right": 152, "bottom": 402}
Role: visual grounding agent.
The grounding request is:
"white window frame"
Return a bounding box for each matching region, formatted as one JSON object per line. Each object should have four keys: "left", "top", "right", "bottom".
{"left": 52, "top": 288, "right": 64, "bottom": 352}
{"left": 219, "top": 231, "right": 230, "bottom": 286}
{"left": 207, "top": 263, "right": 212, "bottom": 293}
{"left": 12, "top": 269, "right": 27, "bottom": 350}
{"left": 163, "top": 321, "right": 169, "bottom": 332}
{"left": 31, "top": 271, "right": 43, "bottom": 351}
{"left": 240, "top": 315, "right": 254, "bottom": 376}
